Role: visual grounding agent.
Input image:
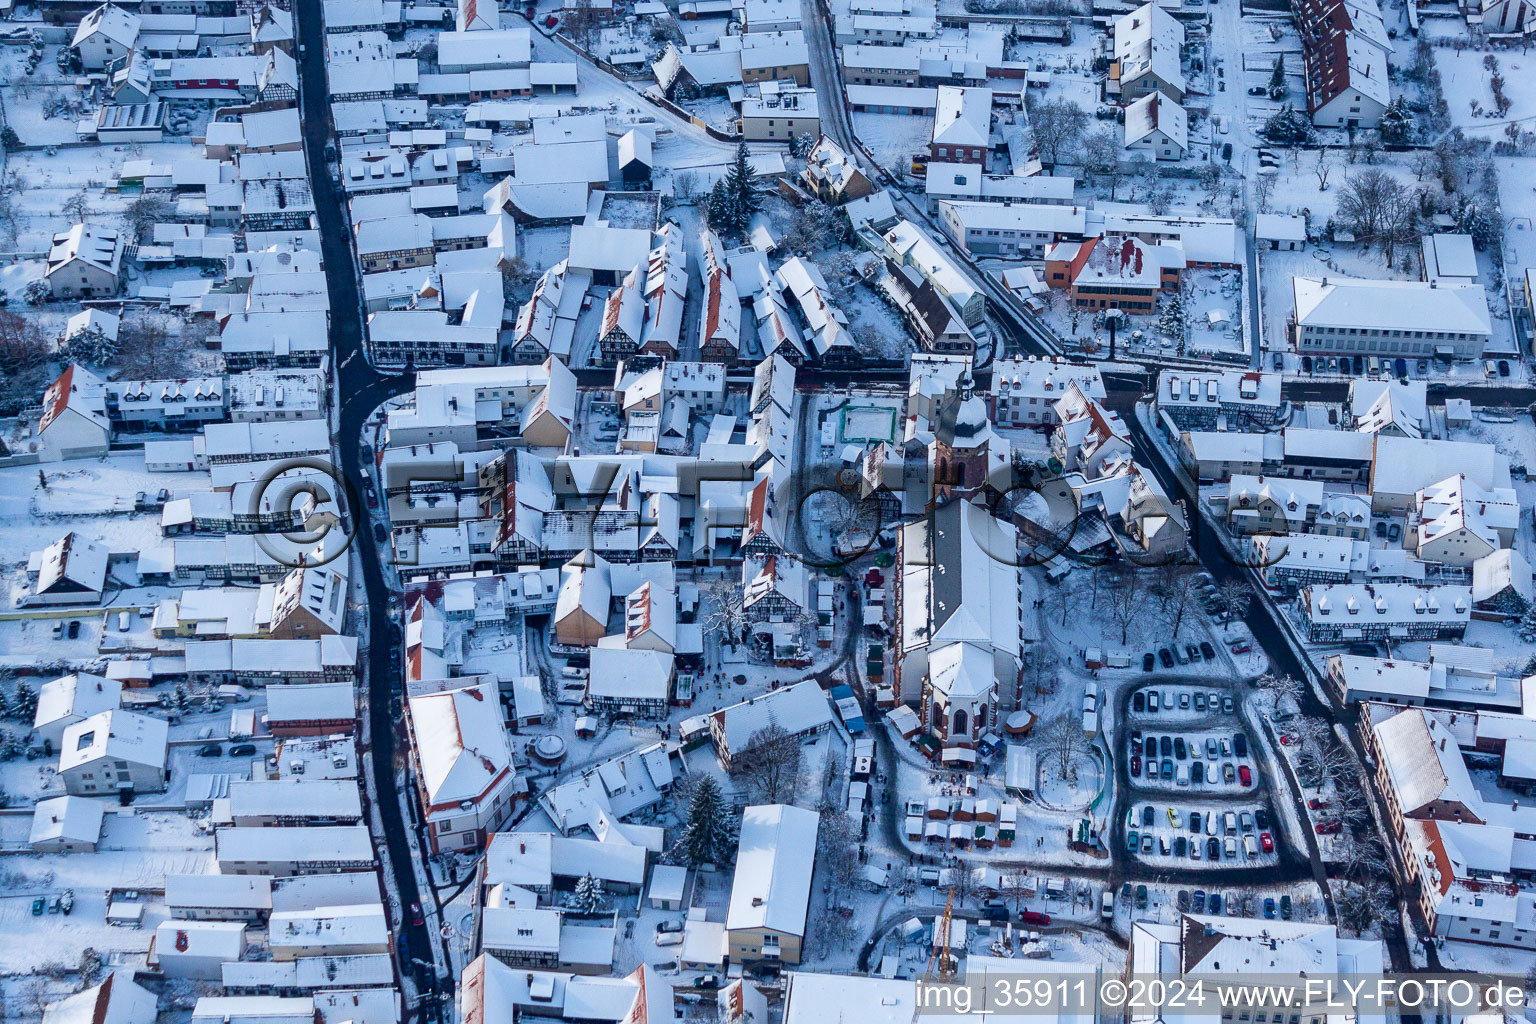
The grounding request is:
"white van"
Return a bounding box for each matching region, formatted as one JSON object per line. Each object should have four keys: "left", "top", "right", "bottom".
{"left": 1243, "top": 835, "right": 1258, "bottom": 857}
{"left": 1101, "top": 891, "right": 1114, "bottom": 920}
{"left": 1223, "top": 812, "right": 1238, "bottom": 835}
{"left": 1176, "top": 764, "right": 1190, "bottom": 787}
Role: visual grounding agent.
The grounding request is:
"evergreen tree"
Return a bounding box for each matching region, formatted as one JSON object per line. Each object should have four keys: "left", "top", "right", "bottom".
{"left": 0, "top": 686, "right": 11, "bottom": 721}
{"left": 1520, "top": 604, "right": 1536, "bottom": 643}
{"left": 172, "top": 682, "right": 192, "bottom": 713}
{"left": 78, "top": 948, "right": 103, "bottom": 986}
{"left": 1158, "top": 291, "right": 1187, "bottom": 340}
{"left": 706, "top": 179, "right": 733, "bottom": 232}
{"left": 9, "top": 683, "right": 36, "bottom": 722}
{"left": 1268, "top": 55, "right": 1285, "bottom": 98}
{"left": 1378, "top": 97, "right": 1416, "bottom": 146}
{"left": 672, "top": 775, "right": 737, "bottom": 868}
{"left": 60, "top": 323, "right": 117, "bottom": 367}
{"left": 721, "top": 142, "right": 759, "bottom": 234}
{"left": 568, "top": 873, "right": 604, "bottom": 913}
{"left": 1262, "top": 104, "right": 1314, "bottom": 145}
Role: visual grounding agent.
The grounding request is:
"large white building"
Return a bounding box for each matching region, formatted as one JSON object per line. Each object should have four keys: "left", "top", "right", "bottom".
{"left": 59, "top": 710, "right": 168, "bottom": 796}
{"left": 1292, "top": 277, "right": 1491, "bottom": 361}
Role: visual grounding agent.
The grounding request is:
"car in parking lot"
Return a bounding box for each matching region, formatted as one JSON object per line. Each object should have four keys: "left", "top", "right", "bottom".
{"left": 1179, "top": 691, "right": 1191, "bottom": 709}
{"left": 1178, "top": 890, "right": 1190, "bottom": 911}
{"left": 197, "top": 743, "right": 223, "bottom": 757}
{"left": 1130, "top": 755, "right": 1140, "bottom": 776}
{"left": 1207, "top": 837, "right": 1221, "bottom": 859}
{"left": 1194, "top": 692, "right": 1206, "bottom": 712}
{"left": 1264, "top": 898, "right": 1276, "bottom": 918}
{"left": 1205, "top": 738, "right": 1218, "bottom": 758}
{"left": 1193, "top": 889, "right": 1206, "bottom": 911}
{"left": 1223, "top": 762, "right": 1235, "bottom": 783}
{"left": 1261, "top": 832, "right": 1274, "bottom": 853}
{"left": 1238, "top": 765, "right": 1253, "bottom": 787}
{"left": 1200, "top": 641, "right": 1216, "bottom": 660}
{"left": 1222, "top": 695, "right": 1234, "bottom": 713}
{"left": 1174, "top": 738, "right": 1186, "bottom": 759}
{"left": 1126, "top": 830, "right": 1140, "bottom": 852}
{"left": 1142, "top": 653, "right": 1155, "bottom": 672}
{"left": 1189, "top": 811, "right": 1202, "bottom": 831}
{"left": 1142, "top": 805, "right": 1154, "bottom": 826}
{"left": 1208, "top": 893, "right": 1221, "bottom": 914}
{"left": 1256, "top": 809, "right": 1270, "bottom": 829}
{"left": 1240, "top": 811, "right": 1254, "bottom": 832}
{"left": 1315, "top": 819, "right": 1342, "bottom": 834}
{"left": 1174, "top": 645, "right": 1190, "bottom": 665}
{"left": 1185, "top": 645, "right": 1200, "bottom": 664}
{"left": 1247, "top": 85, "right": 1266, "bottom": 94}
{"left": 229, "top": 742, "right": 257, "bottom": 757}
{"left": 1167, "top": 807, "right": 1179, "bottom": 828}
{"left": 1230, "top": 643, "right": 1251, "bottom": 654}
{"left": 1134, "top": 691, "right": 1147, "bottom": 712}
{"left": 1142, "top": 833, "right": 1154, "bottom": 853}
{"left": 1280, "top": 895, "right": 1292, "bottom": 919}
{"left": 1307, "top": 798, "right": 1329, "bottom": 810}
{"left": 1234, "top": 733, "right": 1248, "bottom": 757}
{"left": 1191, "top": 762, "right": 1205, "bottom": 782}
{"left": 1159, "top": 736, "right": 1172, "bottom": 757}
{"left": 1162, "top": 758, "right": 1173, "bottom": 778}
{"left": 1159, "top": 648, "right": 1174, "bottom": 668}
{"left": 1175, "top": 836, "right": 1187, "bottom": 857}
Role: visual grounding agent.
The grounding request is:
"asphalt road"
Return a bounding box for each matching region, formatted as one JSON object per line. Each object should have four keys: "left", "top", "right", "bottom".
{"left": 290, "top": 5, "right": 434, "bottom": 1006}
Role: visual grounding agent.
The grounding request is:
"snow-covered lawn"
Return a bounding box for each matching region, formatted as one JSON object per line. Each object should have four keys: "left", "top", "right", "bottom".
{"left": 853, "top": 112, "right": 929, "bottom": 175}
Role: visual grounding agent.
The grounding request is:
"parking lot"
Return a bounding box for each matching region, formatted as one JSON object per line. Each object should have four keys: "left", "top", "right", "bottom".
{"left": 1119, "top": 682, "right": 1283, "bottom": 869}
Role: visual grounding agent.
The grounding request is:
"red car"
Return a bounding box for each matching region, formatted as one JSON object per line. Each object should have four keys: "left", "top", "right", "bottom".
{"left": 544, "top": 13, "right": 558, "bottom": 26}
{"left": 522, "top": 3, "right": 535, "bottom": 15}
{"left": 1315, "top": 819, "right": 1342, "bottom": 835}
{"left": 1021, "top": 911, "right": 1052, "bottom": 926}
{"left": 1307, "top": 798, "right": 1330, "bottom": 809}
{"left": 1260, "top": 832, "right": 1274, "bottom": 853}
{"left": 1238, "top": 765, "right": 1252, "bottom": 787}
{"left": 1130, "top": 755, "right": 1141, "bottom": 777}
{"left": 1230, "top": 643, "right": 1251, "bottom": 654}
{"left": 409, "top": 902, "right": 425, "bottom": 927}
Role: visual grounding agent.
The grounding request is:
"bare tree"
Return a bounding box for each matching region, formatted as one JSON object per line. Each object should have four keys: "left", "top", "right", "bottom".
{"left": 999, "top": 868, "right": 1033, "bottom": 911}
{"left": 1153, "top": 567, "right": 1201, "bottom": 639}
{"left": 673, "top": 170, "right": 699, "bottom": 204}
{"left": 118, "top": 315, "right": 195, "bottom": 379}
{"left": 1037, "top": 712, "right": 1085, "bottom": 781}
{"left": 1256, "top": 672, "right": 1303, "bottom": 712}
{"left": 1217, "top": 580, "right": 1251, "bottom": 633}
{"left": 950, "top": 857, "right": 977, "bottom": 907}
{"left": 1313, "top": 149, "right": 1334, "bottom": 191}
{"left": 1335, "top": 878, "right": 1399, "bottom": 935}
{"left": 1027, "top": 98, "right": 1088, "bottom": 168}
{"left": 701, "top": 576, "right": 750, "bottom": 648}
{"left": 1025, "top": 648, "right": 1060, "bottom": 696}
{"left": 1102, "top": 564, "right": 1148, "bottom": 645}
{"left": 1333, "top": 830, "right": 1382, "bottom": 880}
{"left": 816, "top": 803, "right": 862, "bottom": 908}
{"left": 1080, "top": 129, "right": 1125, "bottom": 199}
{"left": 732, "top": 724, "right": 802, "bottom": 802}
{"left": 1254, "top": 174, "right": 1276, "bottom": 214}
{"left": 62, "top": 188, "right": 91, "bottom": 222}
{"left": 123, "top": 194, "right": 174, "bottom": 242}
{"left": 563, "top": 0, "right": 599, "bottom": 49}
{"left": 0, "top": 310, "right": 51, "bottom": 415}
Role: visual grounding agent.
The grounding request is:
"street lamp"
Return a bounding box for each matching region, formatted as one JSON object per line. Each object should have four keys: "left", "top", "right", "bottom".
{"left": 1103, "top": 308, "right": 1127, "bottom": 362}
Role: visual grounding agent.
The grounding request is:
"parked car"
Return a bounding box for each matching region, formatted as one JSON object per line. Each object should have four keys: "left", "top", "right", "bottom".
{"left": 1222, "top": 696, "right": 1234, "bottom": 713}
{"left": 1205, "top": 738, "right": 1218, "bottom": 758}
{"left": 1301, "top": 355, "right": 1313, "bottom": 372}
{"left": 1142, "top": 653, "right": 1155, "bottom": 672}
{"left": 1159, "top": 648, "right": 1174, "bottom": 669}
{"left": 410, "top": 902, "right": 425, "bottom": 927}
{"left": 1174, "top": 836, "right": 1187, "bottom": 857}
{"left": 1134, "top": 690, "right": 1147, "bottom": 711}
{"left": 1127, "top": 830, "right": 1140, "bottom": 852}
{"left": 1315, "top": 819, "right": 1342, "bottom": 834}
{"left": 1178, "top": 890, "right": 1190, "bottom": 911}
{"left": 1142, "top": 805, "right": 1155, "bottom": 826}
{"left": 1256, "top": 809, "right": 1270, "bottom": 829}
{"left": 1247, "top": 85, "right": 1265, "bottom": 95}
{"left": 1160, "top": 736, "right": 1172, "bottom": 757}
{"left": 1193, "top": 889, "right": 1206, "bottom": 911}
{"left": 229, "top": 743, "right": 257, "bottom": 757}
{"left": 1142, "top": 833, "right": 1154, "bottom": 853}
{"left": 197, "top": 743, "right": 223, "bottom": 757}
{"left": 1307, "top": 798, "right": 1330, "bottom": 810}
{"left": 1162, "top": 759, "right": 1174, "bottom": 778}
{"left": 1208, "top": 892, "right": 1222, "bottom": 914}
{"left": 1387, "top": 522, "right": 1402, "bottom": 541}
{"left": 1174, "top": 645, "right": 1190, "bottom": 665}
{"left": 1264, "top": 898, "right": 1276, "bottom": 919}
{"left": 1223, "top": 763, "right": 1235, "bottom": 783}
{"left": 1238, "top": 765, "right": 1253, "bottom": 787}
{"left": 1194, "top": 692, "right": 1207, "bottom": 712}
{"left": 1174, "top": 738, "right": 1186, "bottom": 759}
{"left": 1130, "top": 755, "right": 1141, "bottom": 776}
{"left": 1233, "top": 733, "right": 1248, "bottom": 757}
{"left": 694, "top": 975, "right": 721, "bottom": 990}
{"left": 1280, "top": 895, "right": 1292, "bottom": 919}
{"left": 1200, "top": 641, "right": 1216, "bottom": 660}
{"left": 1185, "top": 645, "right": 1200, "bottom": 663}
{"left": 1207, "top": 837, "right": 1221, "bottom": 859}
{"left": 67, "top": 620, "right": 80, "bottom": 639}
{"left": 1021, "top": 911, "right": 1052, "bottom": 926}
{"left": 1189, "top": 811, "right": 1202, "bottom": 831}
{"left": 1230, "top": 643, "right": 1251, "bottom": 654}
{"left": 1261, "top": 832, "right": 1274, "bottom": 853}
{"left": 1191, "top": 762, "right": 1205, "bottom": 783}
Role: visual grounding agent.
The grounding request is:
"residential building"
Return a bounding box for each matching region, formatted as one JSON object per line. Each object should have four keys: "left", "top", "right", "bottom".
{"left": 1292, "top": 277, "right": 1490, "bottom": 361}
{"left": 406, "top": 685, "right": 520, "bottom": 853}
{"left": 725, "top": 804, "right": 818, "bottom": 964}
{"left": 1110, "top": 2, "right": 1185, "bottom": 101}
{"left": 59, "top": 709, "right": 168, "bottom": 796}
{"left": 1296, "top": 583, "right": 1471, "bottom": 642}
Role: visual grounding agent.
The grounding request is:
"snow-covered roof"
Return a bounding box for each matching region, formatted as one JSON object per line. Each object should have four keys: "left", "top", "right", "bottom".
{"left": 407, "top": 685, "right": 515, "bottom": 808}
{"left": 35, "top": 674, "right": 122, "bottom": 735}
{"left": 1293, "top": 277, "right": 1491, "bottom": 337}
{"left": 931, "top": 85, "right": 991, "bottom": 148}
{"left": 586, "top": 647, "right": 673, "bottom": 704}
{"left": 1374, "top": 706, "right": 1480, "bottom": 815}
{"left": 726, "top": 804, "right": 819, "bottom": 937}
{"left": 44, "top": 974, "right": 156, "bottom": 1024}
{"left": 1114, "top": 2, "right": 1185, "bottom": 94}
{"left": 710, "top": 679, "right": 834, "bottom": 754}
{"left": 60, "top": 710, "right": 167, "bottom": 772}
{"left": 1123, "top": 91, "right": 1187, "bottom": 150}
{"left": 30, "top": 795, "right": 106, "bottom": 847}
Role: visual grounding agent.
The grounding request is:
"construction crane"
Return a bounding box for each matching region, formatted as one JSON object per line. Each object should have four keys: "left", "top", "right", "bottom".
{"left": 924, "top": 888, "right": 958, "bottom": 983}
